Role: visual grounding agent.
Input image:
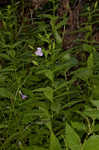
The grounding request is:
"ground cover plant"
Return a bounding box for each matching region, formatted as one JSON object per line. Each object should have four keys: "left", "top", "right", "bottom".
{"left": 0, "top": 0, "right": 99, "bottom": 149}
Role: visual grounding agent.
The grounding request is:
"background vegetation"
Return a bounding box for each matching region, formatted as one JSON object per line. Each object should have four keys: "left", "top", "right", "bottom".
{"left": 0, "top": 0, "right": 99, "bottom": 149}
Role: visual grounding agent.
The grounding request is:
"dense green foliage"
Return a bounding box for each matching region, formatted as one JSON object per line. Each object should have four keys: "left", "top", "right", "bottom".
{"left": 0, "top": 0, "right": 99, "bottom": 149}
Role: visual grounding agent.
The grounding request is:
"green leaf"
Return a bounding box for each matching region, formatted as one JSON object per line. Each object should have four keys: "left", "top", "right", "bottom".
{"left": 65, "top": 122, "right": 81, "bottom": 150}
{"left": 0, "top": 53, "right": 11, "bottom": 60}
{"left": 49, "top": 131, "right": 62, "bottom": 150}
{"left": 54, "top": 31, "right": 62, "bottom": 44}
{"left": 83, "top": 110, "right": 99, "bottom": 119}
{"left": 25, "top": 146, "right": 47, "bottom": 150}
{"left": 83, "top": 135, "right": 99, "bottom": 150}
{"left": 51, "top": 102, "right": 61, "bottom": 114}
{"left": 38, "top": 105, "right": 52, "bottom": 129}
{"left": 63, "top": 100, "right": 84, "bottom": 109}
{"left": 73, "top": 68, "right": 92, "bottom": 81}
{"left": 0, "top": 124, "right": 8, "bottom": 129}
{"left": 0, "top": 66, "right": 15, "bottom": 72}
{"left": 8, "top": 50, "right": 16, "bottom": 57}
{"left": 83, "top": 44, "right": 93, "bottom": 52}
{"left": 94, "top": 124, "right": 99, "bottom": 132}
{"left": 43, "top": 87, "right": 53, "bottom": 102}
{"left": 71, "top": 121, "right": 86, "bottom": 131}
{"left": 56, "top": 15, "right": 67, "bottom": 30}
{"left": 37, "top": 69, "right": 54, "bottom": 82}
{"left": 91, "top": 100, "right": 99, "bottom": 109}
{"left": 93, "top": 84, "right": 99, "bottom": 98}
{"left": 33, "top": 146, "right": 48, "bottom": 150}
{"left": 33, "top": 87, "right": 53, "bottom": 102}
{"left": 32, "top": 60, "right": 39, "bottom": 66}
{"left": 87, "top": 53, "right": 93, "bottom": 70}
{"left": 0, "top": 87, "right": 12, "bottom": 98}
{"left": 44, "top": 70, "right": 54, "bottom": 83}
{"left": 54, "top": 58, "right": 78, "bottom": 73}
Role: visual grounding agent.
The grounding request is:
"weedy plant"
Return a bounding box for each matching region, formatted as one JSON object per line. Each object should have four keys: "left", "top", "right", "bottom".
{"left": 0, "top": 0, "right": 99, "bottom": 150}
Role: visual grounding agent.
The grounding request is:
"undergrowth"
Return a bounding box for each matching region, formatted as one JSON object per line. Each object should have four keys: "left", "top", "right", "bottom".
{"left": 0, "top": 0, "right": 99, "bottom": 150}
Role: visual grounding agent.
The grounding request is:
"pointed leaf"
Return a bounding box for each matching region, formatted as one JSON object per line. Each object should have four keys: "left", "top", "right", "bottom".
{"left": 44, "top": 70, "right": 54, "bottom": 83}
{"left": 33, "top": 87, "right": 53, "bottom": 102}
{"left": 49, "top": 131, "right": 62, "bottom": 150}
{"left": 43, "top": 87, "right": 53, "bottom": 102}
{"left": 54, "top": 31, "right": 62, "bottom": 44}
{"left": 83, "top": 135, "right": 99, "bottom": 150}
{"left": 36, "top": 69, "right": 54, "bottom": 82}
{"left": 65, "top": 122, "right": 81, "bottom": 150}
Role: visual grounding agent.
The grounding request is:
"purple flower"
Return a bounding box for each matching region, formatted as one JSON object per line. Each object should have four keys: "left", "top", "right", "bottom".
{"left": 35, "top": 47, "right": 43, "bottom": 56}
{"left": 19, "top": 91, "right": 28, "bottom": 100}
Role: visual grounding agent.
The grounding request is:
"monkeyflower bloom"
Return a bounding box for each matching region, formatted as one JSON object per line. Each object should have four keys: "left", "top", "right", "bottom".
{"left": 19, "top": 90, "right": 28, "bottom": 100}
{"left": 35, "top": 47, "right": 43, "bottom": 56}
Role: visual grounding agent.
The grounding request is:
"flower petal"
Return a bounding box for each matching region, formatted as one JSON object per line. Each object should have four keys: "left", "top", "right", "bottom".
{"left": 19, "top": 90, "right": 28, "bottom": 100}
{"left": 35, "top": 47, "right": 43, "bottom": 56}
{"left": 21, "top": 95, "right": 28, "bottom": 99}
{"left": 37, "top": 47, "right": 42, "bottom": 51}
